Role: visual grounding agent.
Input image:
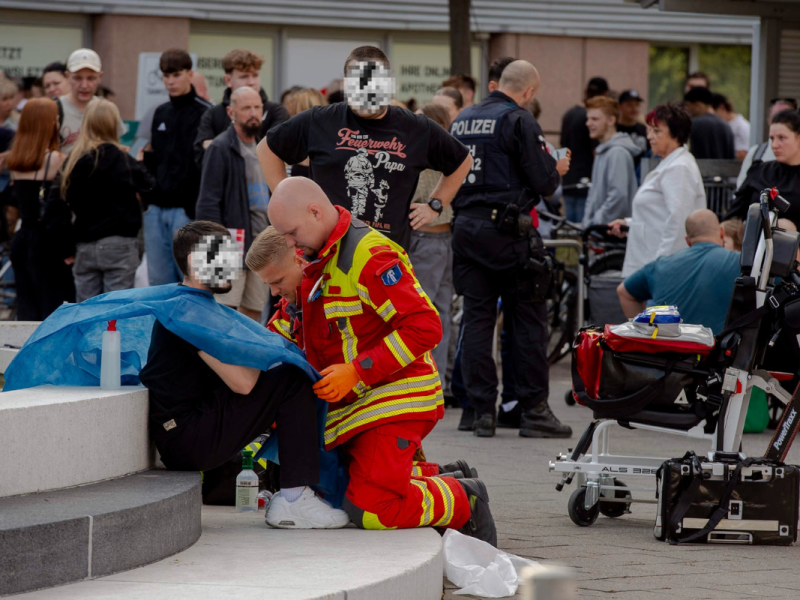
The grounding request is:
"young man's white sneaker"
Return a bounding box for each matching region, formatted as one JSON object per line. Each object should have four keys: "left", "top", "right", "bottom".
{"left": 265, "top": 487, "right": 350, "bottom": 529}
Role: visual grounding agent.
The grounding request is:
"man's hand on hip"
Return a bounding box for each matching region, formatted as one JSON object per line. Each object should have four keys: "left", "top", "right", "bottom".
{"left": 409, "top": 203, "right": 438, "bottom": 230}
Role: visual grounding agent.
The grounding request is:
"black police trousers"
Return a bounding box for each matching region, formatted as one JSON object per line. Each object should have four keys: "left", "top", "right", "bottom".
{"left": 152, "top": 364, "right": 320, "bottom": 490}
{"left": 452, "top": 214, "right": 549, "bottom": 417}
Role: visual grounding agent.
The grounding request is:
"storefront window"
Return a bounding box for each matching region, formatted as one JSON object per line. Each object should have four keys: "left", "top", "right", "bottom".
{"left": 699, "top": 44, "right": 751, "bottom": 118}
{"left": 393, "top": 43, "right": 482, "bottom": 106}
{"left": 648, "top": 46, "right": 689, "bottom": 108}
{"left": 0, "top": 24, "right": 83, "bottom": 79}
{"left": 649, "top": 44, "right": 751, "bottom": 115}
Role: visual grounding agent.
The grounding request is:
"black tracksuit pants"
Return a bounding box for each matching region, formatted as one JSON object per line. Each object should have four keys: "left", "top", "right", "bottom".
{"left": 452, "top": 215, "right": 549, "bottom": 417}
{"left": 153, "top": 364, "right": 320, "bottom": 489}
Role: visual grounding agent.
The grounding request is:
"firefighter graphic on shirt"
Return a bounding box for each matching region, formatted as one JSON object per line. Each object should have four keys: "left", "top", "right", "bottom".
{"left": 344, "top": 149, "right": 375, "bottom": 217}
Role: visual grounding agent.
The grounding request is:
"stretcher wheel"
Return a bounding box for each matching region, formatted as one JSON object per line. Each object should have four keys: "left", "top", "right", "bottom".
{"left": 599, "top": 479, "right": 631, "bottom": 518}
{"left": 564, "top": 389, "right": 576, "bottom": 406}
{"left": 567, "top": 487, "right": 599, "bottom": 527}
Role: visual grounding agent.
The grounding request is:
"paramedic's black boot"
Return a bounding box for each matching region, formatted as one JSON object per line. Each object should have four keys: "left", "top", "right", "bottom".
{"left": 439, "top": 459, "right": 479, "bottom": 479}
{"left": 458, "top": 478, "right": 497, "bottom": 547}
{"left": 519, "top": 402, "right": 572, "bottom": 438}
{"left": 458, "top": 406, "right": 476, "bottom": 431}
{"left": 473, "top": 412, "right": 496, "bottom": 437}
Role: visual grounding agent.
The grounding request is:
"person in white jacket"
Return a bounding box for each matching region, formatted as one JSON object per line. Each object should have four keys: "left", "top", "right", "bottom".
{"left": 608, "top": 103, "right": 706, "bottom": 277}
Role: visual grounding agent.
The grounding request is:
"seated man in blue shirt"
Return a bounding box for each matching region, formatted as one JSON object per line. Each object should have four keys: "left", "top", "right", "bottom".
{"left": 616, "top": 209, "right": 740, "bottom": 334}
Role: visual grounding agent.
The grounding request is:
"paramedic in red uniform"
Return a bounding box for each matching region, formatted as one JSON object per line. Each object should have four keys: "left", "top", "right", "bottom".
{"left": 261, "top": 176, "right": 496, "bottom": 543}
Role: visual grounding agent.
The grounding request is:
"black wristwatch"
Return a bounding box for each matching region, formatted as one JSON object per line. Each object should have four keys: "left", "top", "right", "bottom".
{"left": 428, "top": 198, "right": 444, "bottom": 216}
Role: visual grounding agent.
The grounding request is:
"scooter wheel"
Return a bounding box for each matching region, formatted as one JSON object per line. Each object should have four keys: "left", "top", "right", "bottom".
{"left": 564, "top": 389, "right": 576, "bottom": 406}
{"left": 567, "top": 487, "right": 599, "bottom": 527}
{"left": 599, "top": 479, "right": 632, "bottom": 518}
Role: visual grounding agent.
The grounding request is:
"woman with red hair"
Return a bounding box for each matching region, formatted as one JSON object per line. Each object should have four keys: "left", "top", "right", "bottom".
{"left": 6, "top": 98, "right": 75, "bottom": 319}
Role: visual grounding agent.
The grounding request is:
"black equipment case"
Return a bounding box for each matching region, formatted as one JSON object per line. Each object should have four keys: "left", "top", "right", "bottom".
{"left": 654, "top": 451, "right": 799, "bottom": 545}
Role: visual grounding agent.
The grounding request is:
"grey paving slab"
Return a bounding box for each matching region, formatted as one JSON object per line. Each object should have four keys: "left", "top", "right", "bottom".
{"left": 432, "top": 361, "right": 800, "bottom": 599}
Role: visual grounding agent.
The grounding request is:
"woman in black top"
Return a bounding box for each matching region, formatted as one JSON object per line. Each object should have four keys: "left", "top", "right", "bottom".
{"left": 57, "top": 99, "right": 153, "bottom": 302}
{"left": 6, "top": 98, "right": 75, "bottom": 320}
{"left": 729, "top": 110, "right": 800, "bottom": 226}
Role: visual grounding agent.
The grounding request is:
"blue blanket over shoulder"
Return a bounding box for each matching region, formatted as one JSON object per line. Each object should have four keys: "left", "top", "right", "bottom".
{"left": 3, "top": 284, "right": 346, "bottom": 505}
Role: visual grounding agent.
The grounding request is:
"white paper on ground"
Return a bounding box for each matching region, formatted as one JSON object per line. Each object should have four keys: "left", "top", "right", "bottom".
{"left": 442, "top": 529, "right": 538, "bottom": 597}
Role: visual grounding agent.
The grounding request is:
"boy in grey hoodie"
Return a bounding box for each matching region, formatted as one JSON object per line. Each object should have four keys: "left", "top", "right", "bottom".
{"left": 581, "top": 96, "right": 642, "bottom": 227}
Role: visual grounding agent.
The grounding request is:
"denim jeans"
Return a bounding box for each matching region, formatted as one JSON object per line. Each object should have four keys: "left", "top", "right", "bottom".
{"left": 74, "top": 236, "right": 139, "bottom": 302}
{"left": 563, "top": 195, "right": 586, "bottom": 223}
{"left": 143, "top": 205, "right": 192, "bottom": 286}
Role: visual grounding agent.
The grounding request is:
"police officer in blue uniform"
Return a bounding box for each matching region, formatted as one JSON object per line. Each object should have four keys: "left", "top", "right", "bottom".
{"left": 450, "top": 60, "right": 572, "bottom": 438}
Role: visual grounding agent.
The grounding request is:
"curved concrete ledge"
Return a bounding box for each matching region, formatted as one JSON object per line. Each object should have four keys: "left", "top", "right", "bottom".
{"left": 0, "top": 321, "right": 39, "bottom": 374}
{"left": 0, "top": 470, "right": 201, "bottom": 597}
{"left": 16, "top": 507, "right": 444, "bottom": 600}
{"left": 0, "top": 386, "right": 151, "bottom": 498}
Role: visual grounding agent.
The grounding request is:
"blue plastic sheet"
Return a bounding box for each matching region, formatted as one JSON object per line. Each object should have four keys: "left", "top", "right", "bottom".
{"left": 3, "top": 284, "right": 347, "bottom": 506}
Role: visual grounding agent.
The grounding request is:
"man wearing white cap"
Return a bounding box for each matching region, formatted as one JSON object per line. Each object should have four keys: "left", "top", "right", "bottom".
{"left": 58, "top": 48, "right": 105, "bottom": 154}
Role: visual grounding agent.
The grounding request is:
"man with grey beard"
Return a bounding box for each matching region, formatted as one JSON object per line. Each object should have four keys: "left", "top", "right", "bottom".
{"left": 196, "top": 86, "right": 272, "bottom": 321}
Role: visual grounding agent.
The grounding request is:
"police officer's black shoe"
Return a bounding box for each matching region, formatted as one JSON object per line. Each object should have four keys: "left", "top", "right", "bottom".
{"left": 519, "top": 402, "right": 572, "bottom": 438}
{"left": 458, "top": 406, "right": 476, "bottom": 431}
{"left": 438, "top": 459, "right": 479, "bottom": 479}
{"left": 473, "top": 413, "right": 496, "bottom": 437}
{"left": 458, "top": 478, "right": 497, "bottom": 547}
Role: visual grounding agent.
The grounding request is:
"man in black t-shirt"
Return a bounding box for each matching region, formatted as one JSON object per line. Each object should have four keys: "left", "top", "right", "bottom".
{"left": 139, "top": 220, "right": 349, "bottom": 529}
{"left": 258, "top": 45, "right": 473, "bottom": 249}
{"left": 684, "top": 86, "right": 735, "bottom": 160}
{"left": 560, "top": 77, "right": 608, "bottom": 222}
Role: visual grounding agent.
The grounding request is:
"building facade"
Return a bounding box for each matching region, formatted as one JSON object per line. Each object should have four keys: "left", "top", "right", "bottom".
{"left": 0, "top": 0, "right": 757, "bottom": 138}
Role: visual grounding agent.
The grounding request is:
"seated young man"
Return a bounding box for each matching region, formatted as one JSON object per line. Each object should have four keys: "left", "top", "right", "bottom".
{"left": 245, "top": 182, "right": 496, "bottom": 546}
{"left": 138, "top": 220, "right": 348, "bottom": 529}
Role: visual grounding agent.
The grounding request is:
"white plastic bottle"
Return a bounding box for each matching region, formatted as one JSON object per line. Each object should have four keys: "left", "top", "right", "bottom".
{"left": 100, "top": 320, "right": 121, "bottom": 390}
{"left": 236, "top": 450, "right": 259, "bottom": 512}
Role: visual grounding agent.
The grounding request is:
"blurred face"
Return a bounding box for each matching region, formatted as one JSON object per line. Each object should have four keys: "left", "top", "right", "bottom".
{"left": 770, "top": 123, "right": 800, "bottom": 165}
{"left": 586, "top": 108, "right": 614, "bottom": 141}
{"left": 43, "top": 71, "right": 71, "bottom": 100}
{"left": 345, "top": 60, "right": 393, "bottom": 119}
{"left": 268, "top": 203, "right": 329, "bottom": 257}
{"left": 770, "top": 102, "right": 795, "bottom": 121}
{"left": 226, "top": 69, "right": 261, "bottom": 93}
{"left": 69, "top": 68, "right": 102, "bottom": 104}
{"left": 458, "top": 86, "right": 474, "bottom": 106}
{"left": 431, "top": 95, "right": 459, "bottom": 122}
{"left": 228, "top": 90, "right": 263, "bottom": 139}
{"left": 256, "top": 252, "right": 304, "bottom": 303}
{"left": 647, "top": 119, "right": 679, "bottom": 158}
{"left": 0, "top": 95, "right": 15, "bottom": 120}
{"left": 684, "top": 77, "right": 708, "bottom": 93}
{"left": 162, "top": 69, "right": 193, "bottom": 97}
{"left": 619, "top": 100, "right": 641, "bottom": 124}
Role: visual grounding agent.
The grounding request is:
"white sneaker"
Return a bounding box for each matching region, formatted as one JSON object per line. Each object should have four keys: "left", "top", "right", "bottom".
{"left": 265, "top": 487, "right": 350, "bottom": 529}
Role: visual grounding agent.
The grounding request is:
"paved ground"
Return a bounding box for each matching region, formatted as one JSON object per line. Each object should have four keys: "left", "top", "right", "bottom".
{"left": 428, "top": 361, "right": 800, "bottom": 599}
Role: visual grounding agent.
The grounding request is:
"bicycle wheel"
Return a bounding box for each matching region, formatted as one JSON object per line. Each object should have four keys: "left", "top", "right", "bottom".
{"left": 588, "top": 249, "right": 625, "bottom": 275}
{"left": 547, "top": 272, "right": 577, "bottom": 365}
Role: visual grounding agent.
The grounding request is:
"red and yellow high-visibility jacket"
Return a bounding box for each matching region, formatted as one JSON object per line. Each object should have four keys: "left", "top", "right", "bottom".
{"left": 267, "top": 298, "right": 301, "bottom": 345}
{"left": 300, "top": 207, "right": 444, "bottom": 450}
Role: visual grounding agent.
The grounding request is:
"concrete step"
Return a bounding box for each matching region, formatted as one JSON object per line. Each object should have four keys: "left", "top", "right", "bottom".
{"left": 15, "top": 506, "right": 444, "bottom": 600}
{"left": 0, "top": 470, "right": 201, "bottom": 597}
{"left": 0, "top": 386, "right": 152, "bottom": 498}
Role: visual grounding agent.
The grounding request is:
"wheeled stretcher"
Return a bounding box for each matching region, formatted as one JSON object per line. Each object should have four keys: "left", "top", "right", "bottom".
{"left": 549, "top": 188, "right": 800, "bottom": 528}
